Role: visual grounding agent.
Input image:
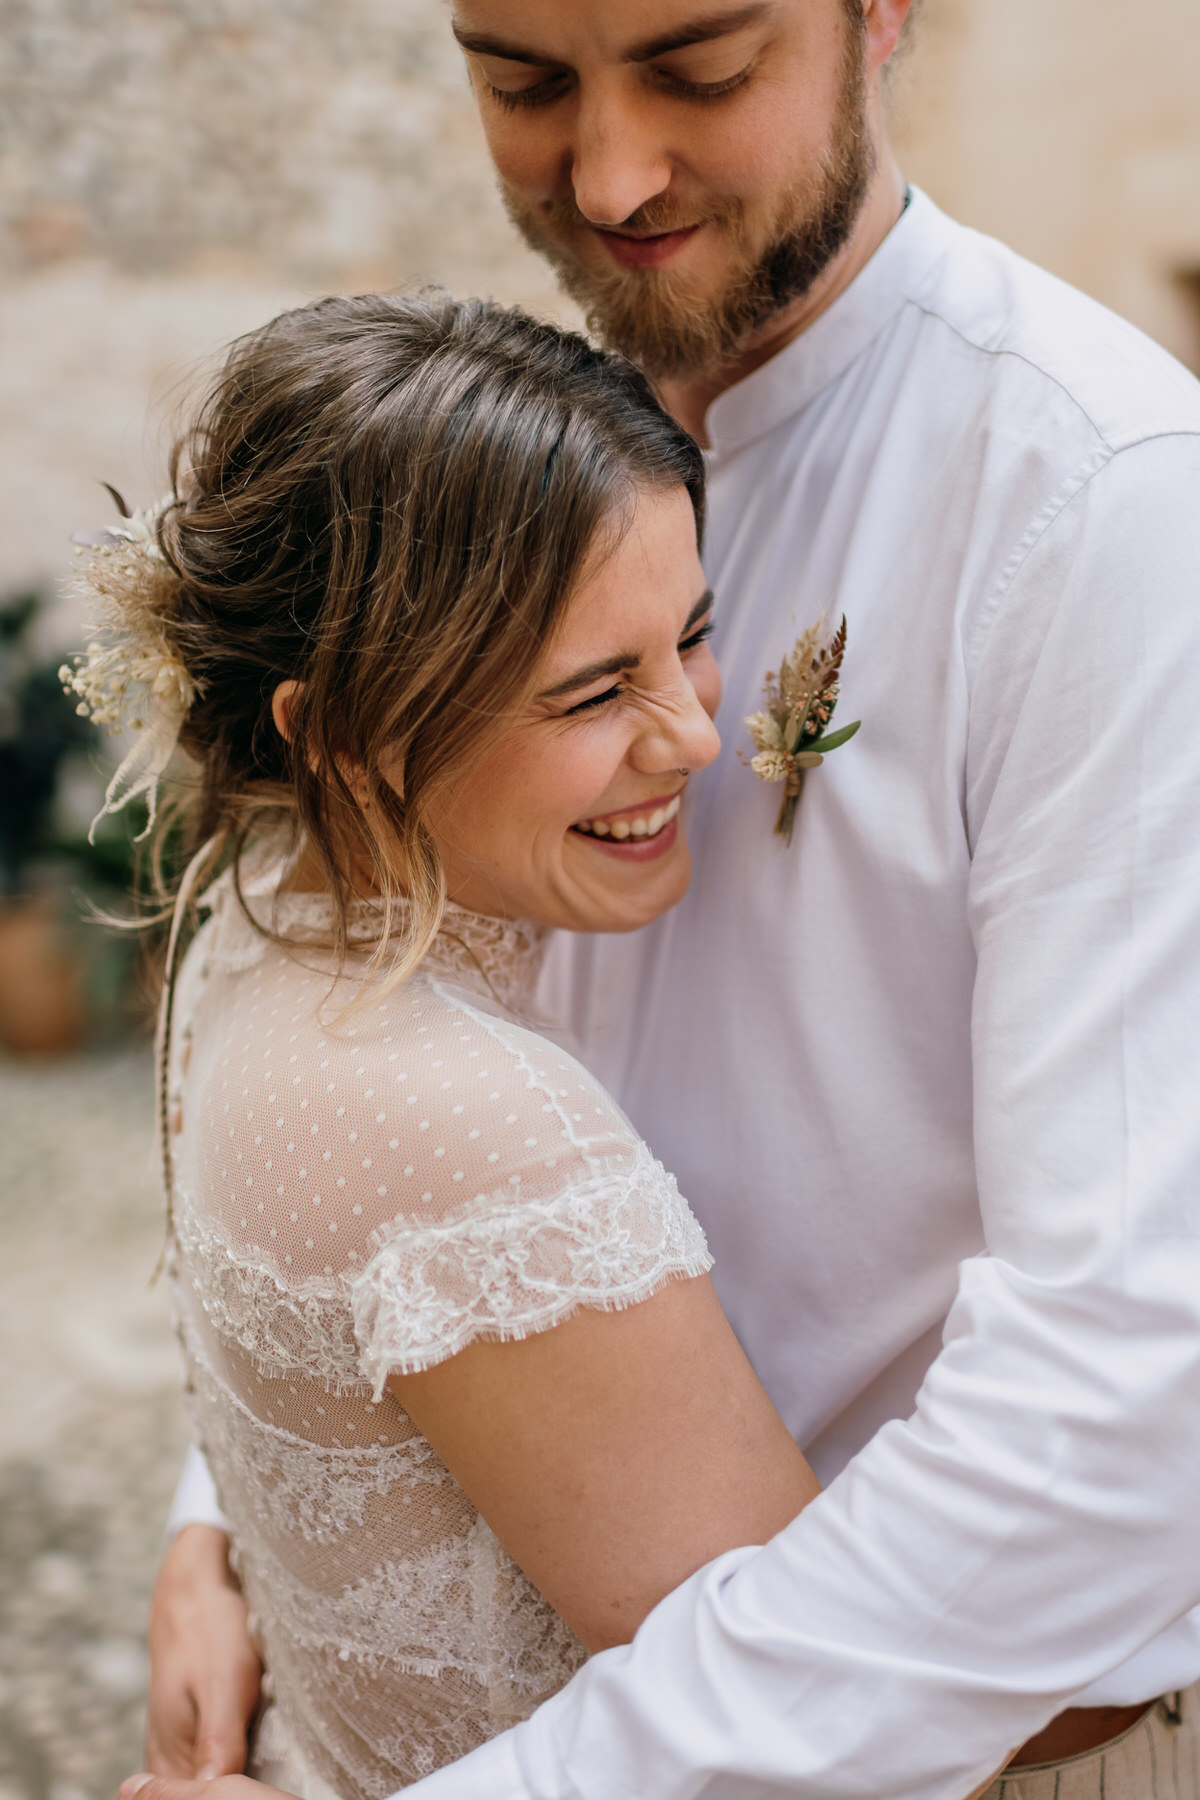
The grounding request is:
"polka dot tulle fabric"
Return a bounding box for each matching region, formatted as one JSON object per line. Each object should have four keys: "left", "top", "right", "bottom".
{"left": 169, "top": 868, "right": 711, "bottom": 1795}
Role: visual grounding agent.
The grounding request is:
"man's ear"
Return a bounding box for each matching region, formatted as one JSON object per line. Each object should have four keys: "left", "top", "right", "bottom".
{"left": 271, "top": 679, "right": 302, "bottom": 744}
{"left": 863, "top": 0, "right": 916, "bottom": 71}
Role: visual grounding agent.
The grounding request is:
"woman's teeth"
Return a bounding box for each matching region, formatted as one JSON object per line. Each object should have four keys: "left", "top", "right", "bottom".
{"left": 575, "top": 794, "right": 682, "bottom": 840}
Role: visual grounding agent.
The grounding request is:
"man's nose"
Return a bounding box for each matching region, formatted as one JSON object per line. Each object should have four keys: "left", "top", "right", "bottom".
{"left": 570, "top": 89, "right": 672, "bottom": 226}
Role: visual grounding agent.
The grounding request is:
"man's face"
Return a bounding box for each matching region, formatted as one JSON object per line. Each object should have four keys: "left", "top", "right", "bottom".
{"left": 452, "top": 0, "right": 875, "bottom": 378}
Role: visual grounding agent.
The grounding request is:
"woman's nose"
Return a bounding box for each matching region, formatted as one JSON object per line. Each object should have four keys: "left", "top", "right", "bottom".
{"left": 677, "top": 691, "right": 722, "bottom": 774}
{"left": 570, "top": 88, "right": 673, "bottom": 226}
{"left": 634, "top": 679, "right": 722, "bottom": 779}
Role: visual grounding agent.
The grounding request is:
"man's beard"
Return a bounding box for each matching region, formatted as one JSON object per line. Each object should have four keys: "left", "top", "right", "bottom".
{"left": 501, "top": 25, "right": 874, "bottom": 381}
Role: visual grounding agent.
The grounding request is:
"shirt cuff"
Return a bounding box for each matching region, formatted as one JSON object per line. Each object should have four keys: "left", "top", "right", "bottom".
{"left": 389, "top": 1728, "right": 529, "bottom": 1800}
{"left": 166, "top": 1443, "right": 230, "bottom": 1538}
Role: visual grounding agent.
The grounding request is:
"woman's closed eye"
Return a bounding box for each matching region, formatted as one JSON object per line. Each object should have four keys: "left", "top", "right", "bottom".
{"left": 565, "top": 684, "right": 624, "bottom": 716}
{"left": 678, "top": 618, "right": 716, "bottom": 656}
{"left": 563, "top": 619, "right": 716, "bottom": 717}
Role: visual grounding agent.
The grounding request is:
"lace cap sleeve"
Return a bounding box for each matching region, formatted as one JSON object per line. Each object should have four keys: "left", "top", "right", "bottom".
{"left": 348, "top": 997, "right": 711, "bottom": 1397}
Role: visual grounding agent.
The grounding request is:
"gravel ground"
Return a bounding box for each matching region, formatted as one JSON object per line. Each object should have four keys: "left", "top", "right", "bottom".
{"left": 0, "top": 1042, "right": 186, "bottom": 1800}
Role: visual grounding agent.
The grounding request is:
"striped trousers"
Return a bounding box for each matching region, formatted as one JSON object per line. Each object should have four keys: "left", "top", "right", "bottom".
{"left": 981, "top": 1689, "right": 1200, "bottom": 1800}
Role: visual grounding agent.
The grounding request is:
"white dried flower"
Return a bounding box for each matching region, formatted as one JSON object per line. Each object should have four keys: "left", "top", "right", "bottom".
{"left": 59, "top": 494, "right": 201, "bottom": 841}
{"left": 750, "top": 750, "right": 791, "bottom": 783}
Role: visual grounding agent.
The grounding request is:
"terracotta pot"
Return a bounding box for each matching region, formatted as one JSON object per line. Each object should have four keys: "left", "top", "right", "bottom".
{"left": 0, "top": 896, "right": 88, "bottom": 1054}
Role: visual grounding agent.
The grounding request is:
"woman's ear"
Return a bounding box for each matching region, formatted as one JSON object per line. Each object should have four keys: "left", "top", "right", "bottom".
{"left": 274, "top": 677, "right": 374, "bottom": 806}
{"left": 272, "top": 679, "right": 302, "bottom": 744}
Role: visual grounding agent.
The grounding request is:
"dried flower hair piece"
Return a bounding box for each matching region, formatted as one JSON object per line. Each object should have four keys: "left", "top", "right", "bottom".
{"left": 742, "top": 614, "right": 860, "bottom": 845}
{"left": 59, "top": 489, "right": 201, "bottom": 842}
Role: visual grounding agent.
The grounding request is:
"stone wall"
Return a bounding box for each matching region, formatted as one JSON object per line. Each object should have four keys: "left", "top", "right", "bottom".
{"left": 890, "top": 0, "right": 1200, "bottom": 371}
{"left": 0, "top": 0, "right": 573, "bottom": 607}
{"left": 2, "top": 0, "right": 1198, "bottom": 606}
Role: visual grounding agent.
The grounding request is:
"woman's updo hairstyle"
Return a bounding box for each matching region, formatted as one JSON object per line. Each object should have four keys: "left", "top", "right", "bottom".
{"left": 146, "top": 291, "right": 704, "bottom": 978}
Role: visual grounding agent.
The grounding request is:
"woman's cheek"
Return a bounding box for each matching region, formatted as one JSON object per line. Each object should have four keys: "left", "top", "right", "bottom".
{"left": 566, "top": 725, "right": 627, "bottom": 812}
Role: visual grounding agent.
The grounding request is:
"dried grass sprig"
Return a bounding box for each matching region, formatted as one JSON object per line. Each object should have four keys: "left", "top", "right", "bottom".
{"left": 742, "top": 614, "right": 860, "bottom": 844}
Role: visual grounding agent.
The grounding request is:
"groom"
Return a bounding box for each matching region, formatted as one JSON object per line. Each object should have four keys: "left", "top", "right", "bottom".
{"left": 137, "top": 2, "right": 1200, "bottom": 1796}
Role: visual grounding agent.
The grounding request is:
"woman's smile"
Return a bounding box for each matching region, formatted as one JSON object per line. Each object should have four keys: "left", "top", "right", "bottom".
{"left": 570, "top": 788, "right": 684, "bottom": 853}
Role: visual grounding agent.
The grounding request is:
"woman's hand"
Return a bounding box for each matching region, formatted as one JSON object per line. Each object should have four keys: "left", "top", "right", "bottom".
{"left": 145, "top": 1525, "right": 263, "bottom": 1777}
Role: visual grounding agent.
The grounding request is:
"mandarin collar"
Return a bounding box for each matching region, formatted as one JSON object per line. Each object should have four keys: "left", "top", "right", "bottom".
{"left": 703, "top": 187, "right": 952, "bottom": 458}
{"left": 201, "top": 863, "right": 549, "bottom": 1013}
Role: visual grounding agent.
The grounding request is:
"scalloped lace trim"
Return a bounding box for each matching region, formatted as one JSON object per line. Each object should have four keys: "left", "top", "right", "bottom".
{"left": 174, "top": 1148, "right": 711, "bottom": 1401}
{"left": 175, "top": 1202, "right": 367, "bottom": 1393}
{"left": 186, "top": 1345, "right": 587, "bottom": 1792}
{"left": 182, "top": 1341, "right": 447, "bottom": 1545}
{"left": 352, "top": 1139, "right": 712, "bottom": 1397}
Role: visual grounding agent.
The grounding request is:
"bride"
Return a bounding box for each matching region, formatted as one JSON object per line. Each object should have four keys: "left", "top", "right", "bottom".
{"left": 70, "top": 292, "right": 819, "bottom": 1796}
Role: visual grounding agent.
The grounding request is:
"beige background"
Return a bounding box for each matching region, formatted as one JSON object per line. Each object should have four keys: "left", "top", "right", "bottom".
{"left": 1, "top": 0, "right": 1198, "bottom": 615}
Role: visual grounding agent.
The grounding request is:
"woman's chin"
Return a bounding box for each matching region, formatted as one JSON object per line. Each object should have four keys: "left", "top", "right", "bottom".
{"left": 559, "top": 833, "right": 693, "bottom": 934}
{"left": 442, "top": 830, "right": 694, "bottom": 935}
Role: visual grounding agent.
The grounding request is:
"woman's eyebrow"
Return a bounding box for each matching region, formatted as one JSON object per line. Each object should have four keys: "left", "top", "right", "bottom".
{"left": 452, "top": 4, "right": 769, "bottom": 66}
{"left": 537, "top": 588, "right": 714, "bottom": 701}
{"left": 680, "top": 587, "right": 716, "bottom": 634}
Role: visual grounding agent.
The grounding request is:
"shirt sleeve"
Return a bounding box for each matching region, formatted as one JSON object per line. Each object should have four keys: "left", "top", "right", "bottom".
{"left": 394, "top": 431, "right": 1200, "bottom": 1800}
{"left": 165, "top": 1441, "right": 229, "bottom": 1537}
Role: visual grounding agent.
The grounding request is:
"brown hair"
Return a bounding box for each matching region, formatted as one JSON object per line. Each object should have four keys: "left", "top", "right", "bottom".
{"left": 143, "top": 290, "right": 704, "bottom": 976}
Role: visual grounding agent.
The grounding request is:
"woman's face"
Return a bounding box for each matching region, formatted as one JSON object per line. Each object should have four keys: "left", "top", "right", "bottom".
{"left": 421, "top": 483, "right": 722, "bottom": 933}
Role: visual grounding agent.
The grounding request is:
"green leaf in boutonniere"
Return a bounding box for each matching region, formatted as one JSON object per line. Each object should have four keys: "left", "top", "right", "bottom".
{"left": 741, "top": 615, "right": 861, "bottom": 845}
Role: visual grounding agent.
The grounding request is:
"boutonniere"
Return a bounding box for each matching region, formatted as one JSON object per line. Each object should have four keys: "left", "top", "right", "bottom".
{"left": 742, "top": 615, "right": 861, "bottom": 845}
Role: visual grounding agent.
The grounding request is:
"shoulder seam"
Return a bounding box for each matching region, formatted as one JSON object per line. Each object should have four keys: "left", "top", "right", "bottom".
{"left": 967, "top": 430, "right": 1200, "bottom": 671}
{"left": 904, "top": 293, "right": 1200, "bottom": 456}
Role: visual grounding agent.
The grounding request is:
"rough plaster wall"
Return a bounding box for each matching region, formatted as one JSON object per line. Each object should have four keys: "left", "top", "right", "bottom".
{"left": 2, "top": 0, "right": 531, "bottom": 284}
{"left": 0, "top": 0, "right": 575, "bottom": 607}
{"left": 2, "top": 0, "right": 1199, "bottom": 609}
{"left": 891, "top": 0, "right": 1200, "bottom": 368}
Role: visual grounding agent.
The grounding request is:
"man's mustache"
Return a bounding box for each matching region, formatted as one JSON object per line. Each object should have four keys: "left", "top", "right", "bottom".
{"left": 531, "top": 193, "right": 741, "bottom": 239}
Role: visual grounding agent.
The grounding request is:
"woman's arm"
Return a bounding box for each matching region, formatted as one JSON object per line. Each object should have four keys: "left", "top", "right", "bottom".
{"left": 390, "top": 1271, "right": 819, "bottom": 1651}
{"left": 125, "top": 1269, "right": 814, "bottom": 1800}
{"left": 139, "top": 1266, "right": 810, "bottom": 1785}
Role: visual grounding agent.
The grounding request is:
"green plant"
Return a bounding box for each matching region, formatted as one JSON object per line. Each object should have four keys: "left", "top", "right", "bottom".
{"left": 0, "top": 586, "right": 153, "bottom": 1033}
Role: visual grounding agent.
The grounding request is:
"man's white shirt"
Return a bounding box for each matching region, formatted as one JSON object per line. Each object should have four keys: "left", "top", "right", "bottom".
{"left": 393, "top": 189, "right": 1200, "bottom": 1799}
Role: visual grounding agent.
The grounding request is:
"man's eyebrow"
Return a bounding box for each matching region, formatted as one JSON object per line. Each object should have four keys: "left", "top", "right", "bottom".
{"left": 451, "top": 23, "right": 548, "bottom": 64}
{"left": 627, "top": 4, "right": 771, "bottom": 63}
{"left": 452, "top": 5, "right": 769, "bottom": 66}
{"left": 536, "top": 589, "right": 714, "bottom": 701}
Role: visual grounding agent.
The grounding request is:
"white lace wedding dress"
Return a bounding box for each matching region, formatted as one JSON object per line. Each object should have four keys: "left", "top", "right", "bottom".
{"left": 167, "top": 866, "right": 712, "bottom": 1798}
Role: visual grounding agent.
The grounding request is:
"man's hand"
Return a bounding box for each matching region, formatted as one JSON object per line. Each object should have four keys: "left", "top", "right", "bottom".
{"left": 146, "top": 1525, "right": 262, "bottom": 1777}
